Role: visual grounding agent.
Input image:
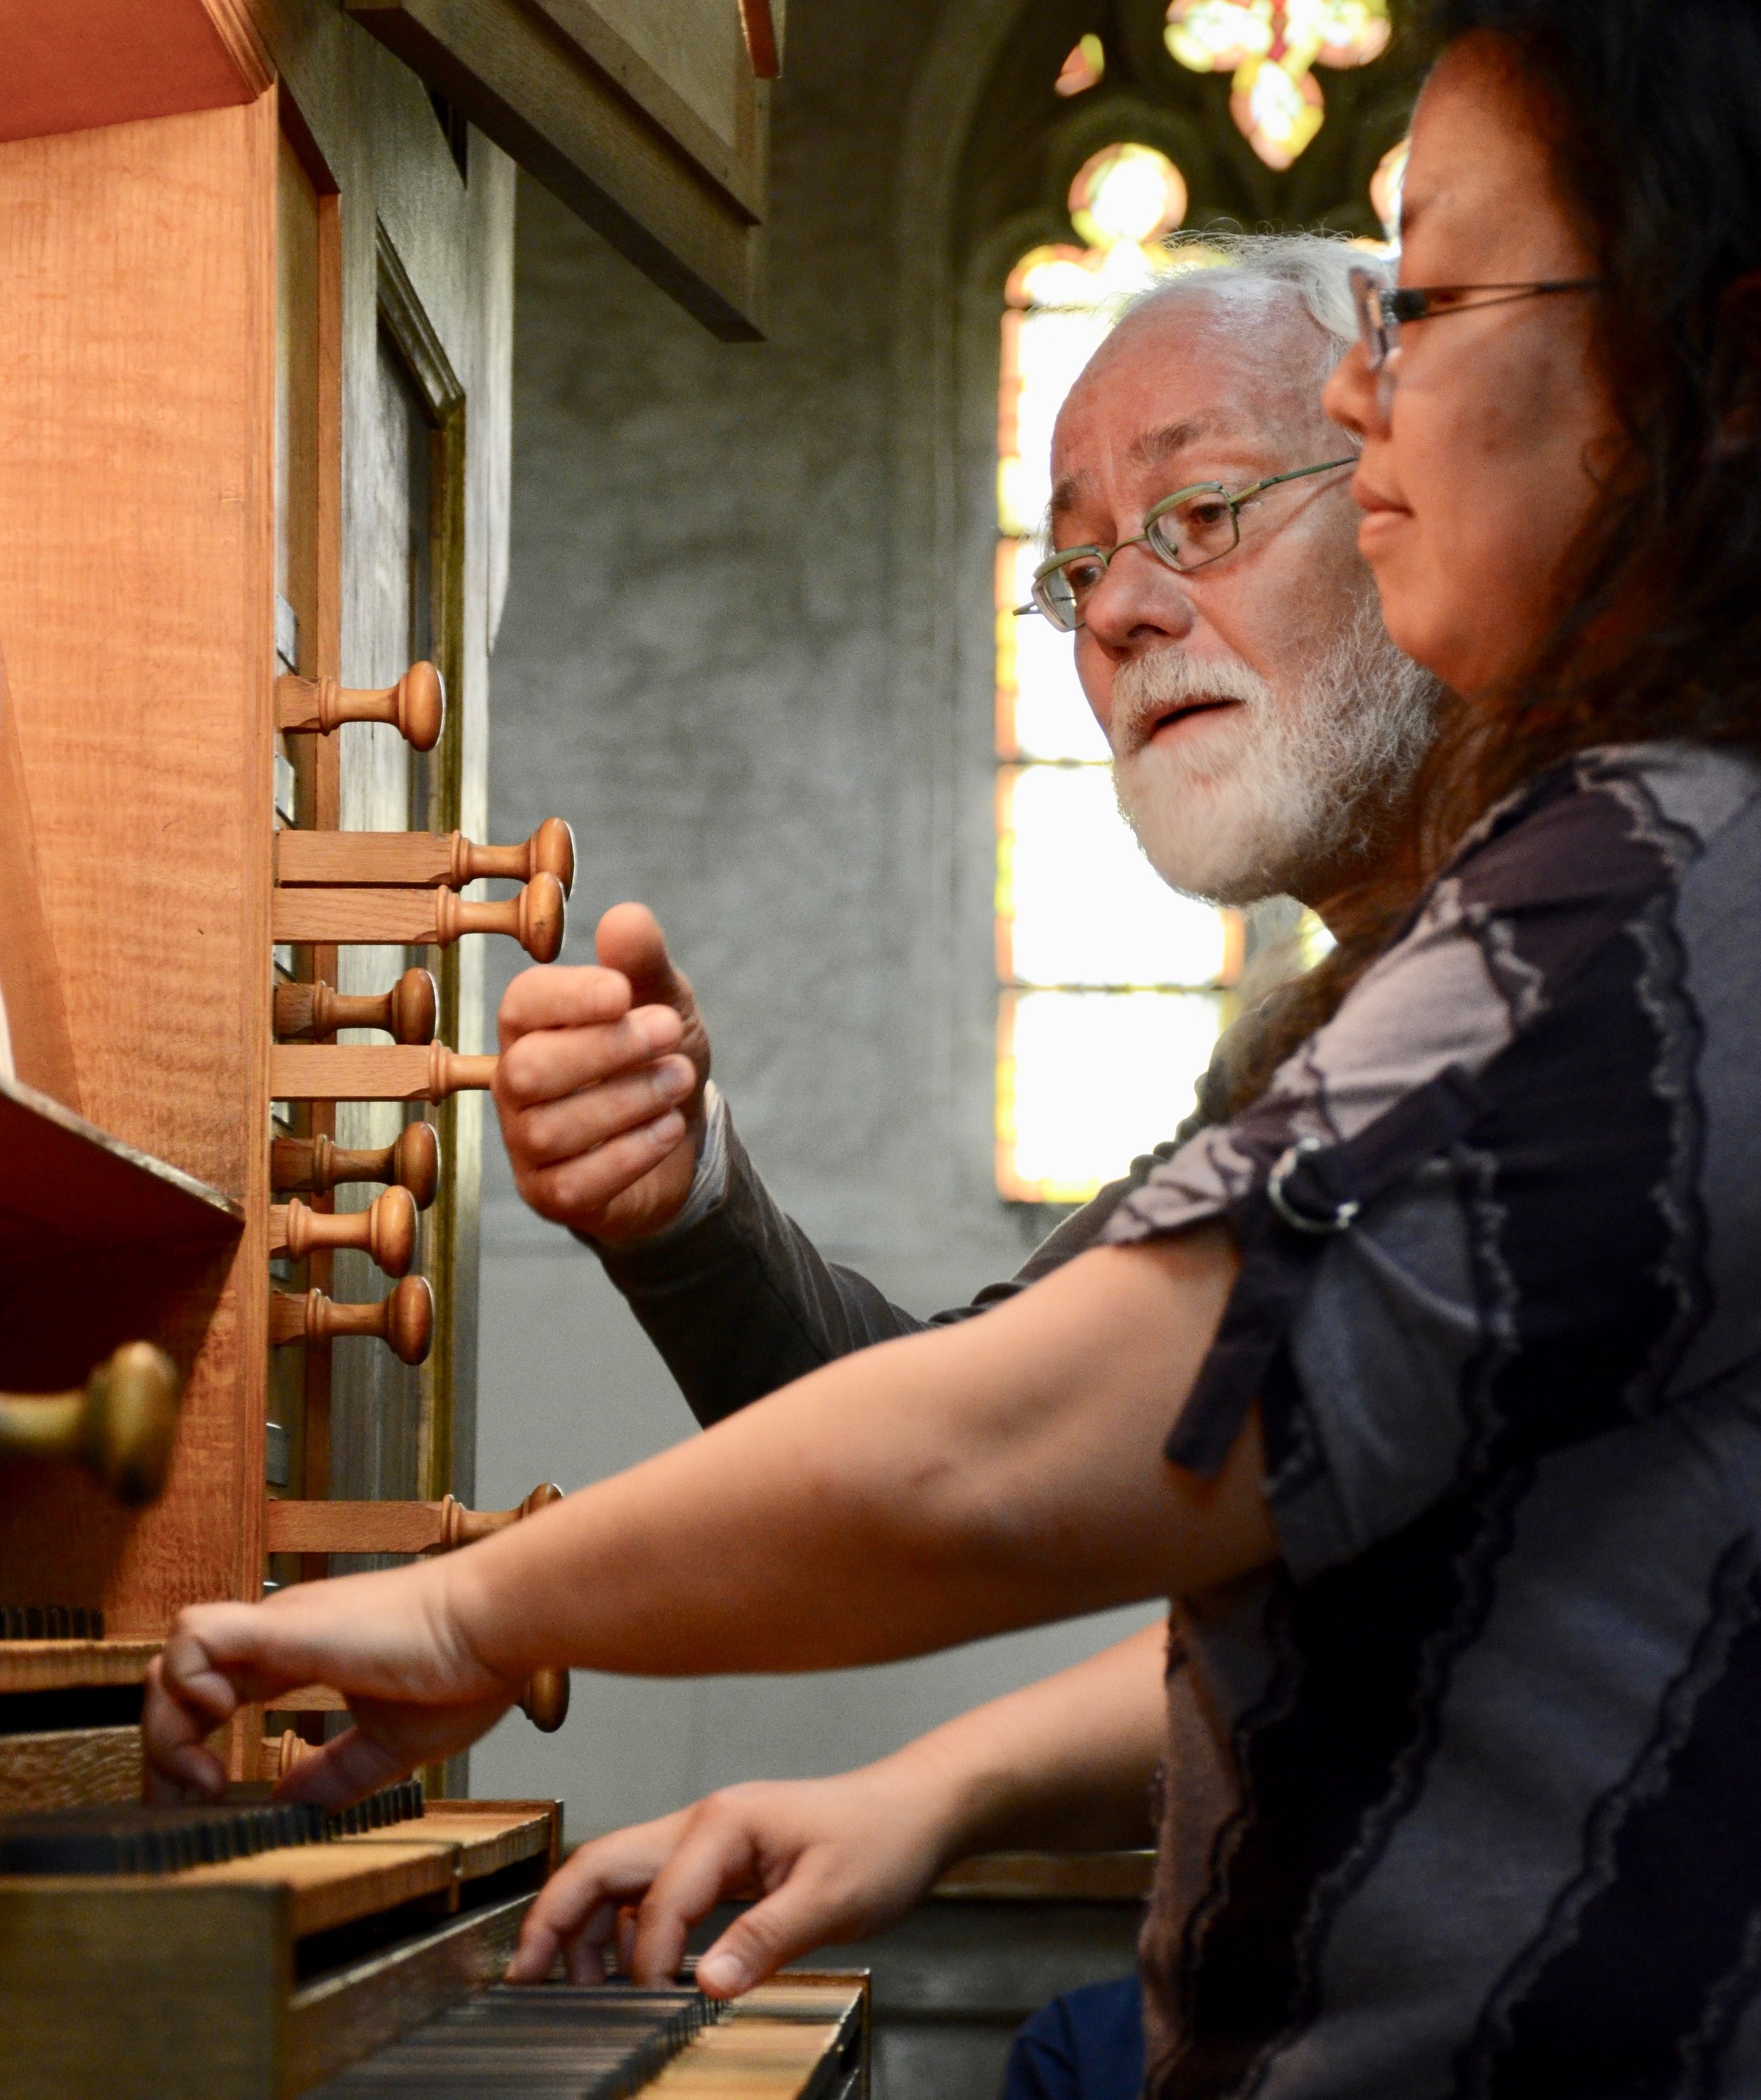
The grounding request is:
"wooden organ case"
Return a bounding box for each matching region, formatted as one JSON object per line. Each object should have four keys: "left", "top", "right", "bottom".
{"left": 0, "top": 2, "right": 862, "bottom": 2094}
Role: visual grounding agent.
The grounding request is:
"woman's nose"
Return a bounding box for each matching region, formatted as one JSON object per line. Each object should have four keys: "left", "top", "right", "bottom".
{"left": 1323, "top": 340, "right": 1388, "bottom": 442}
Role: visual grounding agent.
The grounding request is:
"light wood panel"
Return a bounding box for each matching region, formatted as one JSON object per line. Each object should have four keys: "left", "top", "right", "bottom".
{"left": 0, "top": 0, "right": 269, "bottom": 145}
{"left": 0, "top": 94, "right": 277, "bottom": 1634}
{"left": 0, "top": 651, "right": 79, "bottom": 1110}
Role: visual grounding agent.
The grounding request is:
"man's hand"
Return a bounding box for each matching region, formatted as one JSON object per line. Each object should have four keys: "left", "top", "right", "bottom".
{"left": 495, "top": 904, "right": 712, "bottom": 1243}
{"left": 142, "top": 1562, "right": 516, "bottom": 1808}
{"left": 504, "top": 1761, "right": 957, "bottom": 1995}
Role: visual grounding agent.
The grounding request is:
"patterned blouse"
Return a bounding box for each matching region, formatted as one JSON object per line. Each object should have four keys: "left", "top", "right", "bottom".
{"left": 1102, "top": 742, "right": 1761, "bottom": 2099}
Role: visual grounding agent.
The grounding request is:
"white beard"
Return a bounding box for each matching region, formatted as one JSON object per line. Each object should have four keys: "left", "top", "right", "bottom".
{"left": 1109, "top": 592, "right": 1440, "bottom": 906}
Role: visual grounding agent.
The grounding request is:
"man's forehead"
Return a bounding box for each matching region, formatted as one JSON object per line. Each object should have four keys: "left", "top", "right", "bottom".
{"left": 1050, "top": 404, "right": 1278, "bottom": 520}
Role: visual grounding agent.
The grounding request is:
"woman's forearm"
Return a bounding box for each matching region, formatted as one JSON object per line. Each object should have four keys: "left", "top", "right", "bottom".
{"left": 444, "top": 1233, "right": 1270, "bottom": 1685}
{"left": 889, "top": 1622, "right": 1171, "bottom": 1863}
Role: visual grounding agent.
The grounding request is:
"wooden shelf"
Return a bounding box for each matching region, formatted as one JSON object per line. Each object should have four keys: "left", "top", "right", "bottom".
{"left": 0, "top": 1640, "right": 158, "bottom": 1694}
{"left": 0, "top": 1077, "right": 240, "bottom": 1258}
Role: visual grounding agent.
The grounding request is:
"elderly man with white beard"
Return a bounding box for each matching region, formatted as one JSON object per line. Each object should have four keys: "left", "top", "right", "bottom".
{"left": 489, "top": 235, "right": 1438, "bottom": 1417}
{"left": 474, "top": 238, "right": 1438, "bottom": 2100}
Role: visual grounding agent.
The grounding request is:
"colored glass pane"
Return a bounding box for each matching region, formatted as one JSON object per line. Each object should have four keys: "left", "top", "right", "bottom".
{"left": 1055, "top": 34, "right": 1106, "bottom": 96}
{"left": 998, "top": 990, "right": 1226, "bottom": 1202}
{"left": 1371, "top": 136, "right": 1408, "bottom": 244}
{"left": 998, "top": 764, "right": 1230, "bottom": 988}
{"left": 1000, "top": 542, "right": 1111, "bottom": 762}
{"left": 1068, "top": 144, "right": 1188, "bottom": 249}
{"left": 1164, "top": 0, "right": 1271, "bottom": 73}
{"left": 1290, "top": 0, "right": 1391, "bottom": 66}
{"left": 1232, "top": 55, "right": 1325, "bottom": 168}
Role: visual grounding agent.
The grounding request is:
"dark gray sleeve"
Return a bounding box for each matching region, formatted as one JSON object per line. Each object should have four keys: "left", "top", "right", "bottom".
{"left": 597, "top": 1110, "right": 1187, "bottom": 1427}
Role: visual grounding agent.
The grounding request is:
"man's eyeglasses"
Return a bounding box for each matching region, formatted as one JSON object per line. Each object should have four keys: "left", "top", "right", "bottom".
{"left": 1019, "top": 456, "right": 1357, "bottom": 633}
{"left": 1348, "top": 264, "right": 1602, "bottom": 373}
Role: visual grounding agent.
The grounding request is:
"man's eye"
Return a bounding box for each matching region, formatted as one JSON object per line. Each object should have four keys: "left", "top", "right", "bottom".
{"left": 1061, "top": 557, "right": 1107, "bottom": 594}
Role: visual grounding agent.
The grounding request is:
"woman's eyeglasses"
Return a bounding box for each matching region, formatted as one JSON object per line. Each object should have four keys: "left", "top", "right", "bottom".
{"left": 1019, "top": 456, "right": 1357, "bottom": 633}
{"left": 1348, "top": 264, "right": 1603, "bottom": 373}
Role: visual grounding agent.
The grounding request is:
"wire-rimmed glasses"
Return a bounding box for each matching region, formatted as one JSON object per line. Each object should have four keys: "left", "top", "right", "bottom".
{"left": 1020, "top": 456, "right": 1357, "bottom": 633}
{"left": 1348, "top": 264, "right": 1603, "bottom": 373}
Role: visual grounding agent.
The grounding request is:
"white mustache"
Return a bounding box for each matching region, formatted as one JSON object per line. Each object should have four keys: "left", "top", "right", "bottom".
{"left": 1109, "top": 649, "right": 1271, "bottom": 762}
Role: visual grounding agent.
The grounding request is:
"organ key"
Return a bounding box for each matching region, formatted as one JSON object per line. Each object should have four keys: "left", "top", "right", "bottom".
{"left": 275, "top": 661, "right": 444, "bottom": 751}
{"left": 270, "top": 1277, "right": 434, "bottom": 1365}
{"left": 0, "top": 1343, "right": 181, "bottom": 1506}
{"left": 276, "top": 818, "right": 575, "bottom": 897}
{"left": 268, "top": 1188, "right": 418, "bottom": 1276}
{"left": 271, "top": 871, "right": 566, "bottom": 961}
{"left": 274, "top": 968, "right": 437, "bottom": 1044}
{"left": 271, "top": 1123, "right": 442, "bottom": 1207}
{"left": 270, "top": 1043, "right": 497, "bottom": 1104}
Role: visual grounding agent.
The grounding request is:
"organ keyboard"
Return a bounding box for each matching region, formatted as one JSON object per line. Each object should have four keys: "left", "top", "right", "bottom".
{"left": 0, "top": 1792, "right": 864, "bottom": 2100}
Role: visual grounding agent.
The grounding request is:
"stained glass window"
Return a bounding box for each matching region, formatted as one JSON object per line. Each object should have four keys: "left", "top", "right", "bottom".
{"left": 1164, "top": 0, "right": 1390, "bottom": 168}
{"left": 995, "top": 143, "right": 1244, "bottom": 1205}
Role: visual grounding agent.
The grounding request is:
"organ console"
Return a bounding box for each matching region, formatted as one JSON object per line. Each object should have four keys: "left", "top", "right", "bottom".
{"left": 0, "top": 13, "right": 862, "bottom": 2095}
{"left": 274, "top": 969, "right": 439, "bottom": 1045}
{"left": 276, "top": 818, "right": 577, "bottom": 896}
{"left": 270, "top": 1278, "right": 436, "bottom": 1367}
{"left": 271, "top": 869, "right": 568, "bottom": 961}
{"left": 271, "top": 1124, "right": 442, "bottom": 1208}
{"left": 268, "top": 1189, "right": 418, "bottom": 1276}
{"left": 0, "top": 1345, "right": 182, "bottom": 1508}
{"left": 275, "top": 661, "right": 446, "bottom": 749}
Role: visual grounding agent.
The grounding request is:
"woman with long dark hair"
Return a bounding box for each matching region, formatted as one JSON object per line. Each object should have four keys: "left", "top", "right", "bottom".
{"left": 147, "top": 2, "right": 1761, "bottom": 2087}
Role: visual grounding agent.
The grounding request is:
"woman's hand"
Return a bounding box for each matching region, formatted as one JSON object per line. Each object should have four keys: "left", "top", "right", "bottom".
{"left": 142, "top": 1559, "right": 516, "bottom": 1806}
{"left": 506, "top": 1759, "right": 959, "bottom": 1996}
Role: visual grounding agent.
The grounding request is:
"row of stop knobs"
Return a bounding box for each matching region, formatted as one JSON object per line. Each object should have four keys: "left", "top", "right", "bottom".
{"left": 270, "top": 663, "right": 573, "bottom": 1367}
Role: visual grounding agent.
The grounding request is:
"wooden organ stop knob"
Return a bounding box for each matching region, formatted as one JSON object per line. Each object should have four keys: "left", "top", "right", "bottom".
{"left": 274, "top": 968, "right": 437, "bottom": 1045}
{"left": 0, "top": 1343, "right": 181, "bottom": 1507}
{"left": 271, "top": 1122, "right": 441, "bottom": 1207}
{"left": 270, "top": 1043, "right": 497, "bottom": 1105}
{"left": 276, "top": 819, "right": 575, "bottom": 897}
{"left": 271, "top": 870, "right": 566, "bottom": 962}
{"left": 275, "top": 661, "right": 444, "bottom": 751}
{"left": 269, "top": 1276, "right": 434, "bottom": 1366}
{"left": 268, "top": 1188, "right": 418, "bottom": 1276}
{"left": 261, "top": 1484, "right": 572, "bottom": 1736}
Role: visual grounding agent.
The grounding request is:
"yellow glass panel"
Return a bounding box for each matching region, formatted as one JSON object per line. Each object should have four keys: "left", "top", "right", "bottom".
{"left": 1232, "top": 54, "right": 1326, "bottom": 170}
{"left": 998, "top": 988, "right": 1225, "bottom": 1202}
{"left": 1055, "top": 34, "right": 1105, "bottom": 96}
{"left": 1068, "top": 144, "right": 1188, "bottom": 249}
{"left": 999, "top": 764, "right": 1229, "bottom": 988}
{"left": 1293, "top": 0, "right": 1391, "bottom": 67}
{"left": 1371, "top": 137, "right": 1408, "bottom": 244}
{"left": 1164, "top": 0, "right": 1272, "bottom": 73}
{"left": 1003, "top": 542, "right": 1111, "bottom": 762}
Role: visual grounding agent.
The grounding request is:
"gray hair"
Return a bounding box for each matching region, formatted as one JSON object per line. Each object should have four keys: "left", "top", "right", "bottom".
{"left": 1120, "top": 230, "right": 1388, "bottom": 373}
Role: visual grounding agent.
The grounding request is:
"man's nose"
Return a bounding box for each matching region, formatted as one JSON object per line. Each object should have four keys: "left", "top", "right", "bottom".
{"left": 1082, "top": 540, "right": 1196, "bottom": 654}
{"left": 1322, "top": 340, "right": 1387, "bottom": 441}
